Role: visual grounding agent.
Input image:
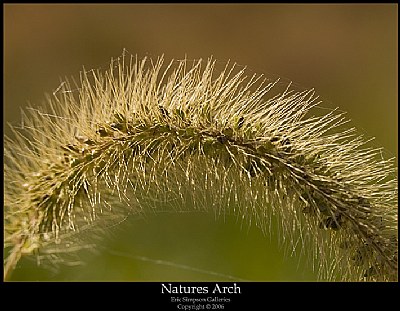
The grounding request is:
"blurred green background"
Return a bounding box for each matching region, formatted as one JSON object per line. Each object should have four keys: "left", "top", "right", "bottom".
{"left": 4, "top": 4, "right": 397, "bottom": 281}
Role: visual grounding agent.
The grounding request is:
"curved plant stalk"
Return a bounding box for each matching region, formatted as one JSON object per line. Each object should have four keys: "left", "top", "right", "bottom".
{"left": 4, "top": 53, "right": 398, "bottom": 281}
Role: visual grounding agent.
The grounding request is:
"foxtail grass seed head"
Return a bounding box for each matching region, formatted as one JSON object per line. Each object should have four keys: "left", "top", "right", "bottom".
{"left": 4, "top": 53, "right": 398, "bottom": 281}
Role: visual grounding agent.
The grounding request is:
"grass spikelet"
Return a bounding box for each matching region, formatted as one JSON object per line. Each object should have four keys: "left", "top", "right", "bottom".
{"left": 4, "top": 53, "right": 398, "bottom": 281}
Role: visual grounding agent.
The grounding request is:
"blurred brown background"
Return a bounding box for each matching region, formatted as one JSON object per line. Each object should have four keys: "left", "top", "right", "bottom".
{"left": 4, "top": 4, "right": 397, "bottom": 281}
